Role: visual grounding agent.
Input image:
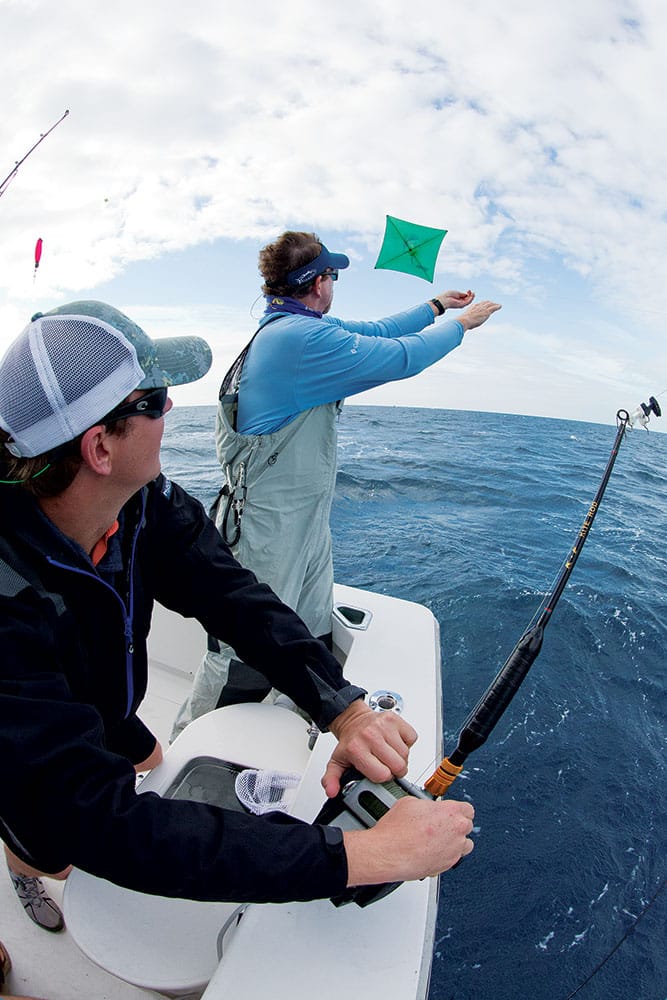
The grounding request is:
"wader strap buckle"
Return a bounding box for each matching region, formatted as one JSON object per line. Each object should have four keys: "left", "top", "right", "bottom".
{"left": 221, "top": 462, "right": 247, "bottom": 546}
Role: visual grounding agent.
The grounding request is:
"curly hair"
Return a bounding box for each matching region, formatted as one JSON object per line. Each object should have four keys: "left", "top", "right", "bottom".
{"left": 258, "top": 231, "right": 323, "bottom": 298}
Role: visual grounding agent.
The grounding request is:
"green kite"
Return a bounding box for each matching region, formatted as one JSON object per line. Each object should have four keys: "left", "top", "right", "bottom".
{"left": 374, "top": 215, "right": 448, "bottom": 283}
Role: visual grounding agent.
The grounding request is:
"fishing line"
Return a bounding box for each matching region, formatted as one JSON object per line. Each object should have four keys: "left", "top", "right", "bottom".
{"left": 562, "top": 876, "right": 666, "bottom": 999}
{"left": 413, "top": 757, "right": 448, "bottom": 790}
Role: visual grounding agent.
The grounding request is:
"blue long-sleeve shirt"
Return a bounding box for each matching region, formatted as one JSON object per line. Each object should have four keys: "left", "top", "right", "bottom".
{"left": 237, "top": 303, "right": 464, "bottom": 435}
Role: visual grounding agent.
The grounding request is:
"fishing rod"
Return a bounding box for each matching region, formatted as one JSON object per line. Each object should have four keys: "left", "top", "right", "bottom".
{"left": 0, "top": 110, "right": 70, "bottom": 199}
{"left": 318, "top": 395, "right": 661, "bottom": 907}
{"left": 425, "top": 395, "right": 661, "bottom": 796}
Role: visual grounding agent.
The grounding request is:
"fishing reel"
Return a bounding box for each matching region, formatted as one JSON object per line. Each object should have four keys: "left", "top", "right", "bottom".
{"left": 315, "top": 686, "right": 432, "bottom": 908}
{"left": 628, "top": 395, "right": 661, "bottom": 429}
{"left": 316, "top": 768, "right": 433, "bottom": 908}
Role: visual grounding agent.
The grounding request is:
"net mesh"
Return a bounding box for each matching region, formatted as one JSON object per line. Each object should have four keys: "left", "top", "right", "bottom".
{"left": 234, "top": 769, "right": 301, "bottom": 815}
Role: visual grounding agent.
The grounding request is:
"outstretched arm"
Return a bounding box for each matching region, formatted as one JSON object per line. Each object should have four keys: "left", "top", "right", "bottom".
{"left": 428, "top": 292, "right": 502, "bottom": 330}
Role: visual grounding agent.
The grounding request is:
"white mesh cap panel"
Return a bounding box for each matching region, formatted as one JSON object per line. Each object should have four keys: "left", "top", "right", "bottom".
{"left": 0, "top": 315, "right": 144, "bottom": 457}
{"left": 40, "top": 318, "right": 131, "bottom": 404}
{"left": 0, "top": 333, "right": 54, "bottom": 434}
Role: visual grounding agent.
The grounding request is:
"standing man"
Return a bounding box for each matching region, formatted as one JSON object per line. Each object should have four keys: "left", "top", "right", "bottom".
{"left": 0, "top": 300, "right": 474, "bottom": 935}
{"left": 173, "top": 231, "right": 500, "bottom": 734}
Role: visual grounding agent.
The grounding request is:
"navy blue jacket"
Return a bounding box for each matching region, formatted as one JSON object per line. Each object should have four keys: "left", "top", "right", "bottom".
{"left": 0, "top": 475, "right": 362, "bottom": 902}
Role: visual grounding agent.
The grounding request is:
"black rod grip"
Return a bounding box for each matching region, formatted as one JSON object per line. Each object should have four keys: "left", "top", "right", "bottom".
{"left": 454, "top": 625, "right": 544, "bottom": 759}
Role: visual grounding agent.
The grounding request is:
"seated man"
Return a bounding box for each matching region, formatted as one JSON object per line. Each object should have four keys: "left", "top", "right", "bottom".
{"left": 0, "top": 301, "right": 475, "bottom": 933}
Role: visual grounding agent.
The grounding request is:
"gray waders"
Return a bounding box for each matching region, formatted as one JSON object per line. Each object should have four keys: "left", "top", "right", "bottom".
{"left": 171, "top": 395, "right": 340, "bottom": 739}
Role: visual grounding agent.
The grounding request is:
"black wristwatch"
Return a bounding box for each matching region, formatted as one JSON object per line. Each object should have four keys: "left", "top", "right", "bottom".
{"left": 430, "top": 298, "right": 445, "bottom": 315}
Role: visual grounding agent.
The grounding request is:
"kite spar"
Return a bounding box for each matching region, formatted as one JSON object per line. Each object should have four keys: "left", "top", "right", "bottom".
{"left": 374, "top": 214, "right": 448, "bottom": 282}
{"left": 0, "top": 110, "right": 70, "bottom": 199}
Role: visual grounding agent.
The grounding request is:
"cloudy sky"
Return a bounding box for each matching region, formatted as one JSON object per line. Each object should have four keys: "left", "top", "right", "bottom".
{"left": 1, "top": 0, "right": 665, "bottom": 428}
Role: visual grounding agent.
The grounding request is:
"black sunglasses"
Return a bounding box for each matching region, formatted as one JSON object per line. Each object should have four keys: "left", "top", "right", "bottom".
{"left": 322, "top": 269, "right": 339, "bottom": 281}
{"left": 103, "top": 386, "right": 169, "bottom": 424}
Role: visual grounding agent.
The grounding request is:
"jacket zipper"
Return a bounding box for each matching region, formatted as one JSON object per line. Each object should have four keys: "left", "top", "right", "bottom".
{"left": 45, "top": 491, "right": 147, "bottom": 719}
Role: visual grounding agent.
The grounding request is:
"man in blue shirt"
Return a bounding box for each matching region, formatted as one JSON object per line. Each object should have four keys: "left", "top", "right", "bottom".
{"left": 173, "top": 231, "right": 500, "bottom": 733}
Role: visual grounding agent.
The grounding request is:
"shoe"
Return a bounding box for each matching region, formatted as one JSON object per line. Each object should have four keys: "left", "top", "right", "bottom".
{"left": 8, "top": 870, "right": 64, "bottom": 932}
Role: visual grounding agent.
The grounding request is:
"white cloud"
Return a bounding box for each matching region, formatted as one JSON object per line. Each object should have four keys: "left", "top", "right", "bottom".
{"left": 0, "top": 0, "right": 665, "bottom": 423}
{"left": 124, "top": 303, "right": 252, "bottom": 407}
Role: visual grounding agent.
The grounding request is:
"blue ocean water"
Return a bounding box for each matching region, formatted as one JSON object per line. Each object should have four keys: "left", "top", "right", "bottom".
{"left": 161, "top": 404, "right": 667, "bottom": 1000}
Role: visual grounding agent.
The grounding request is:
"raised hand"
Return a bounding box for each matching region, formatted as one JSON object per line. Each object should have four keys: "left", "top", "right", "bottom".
{"left": 436, "top": 289, "right": 475, "bottom": 310}
{"left": 459, "top": 300, "right": 502, "bottom": 330}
